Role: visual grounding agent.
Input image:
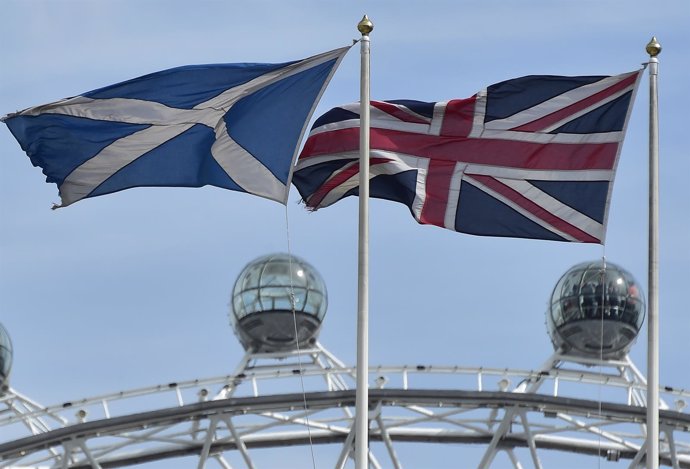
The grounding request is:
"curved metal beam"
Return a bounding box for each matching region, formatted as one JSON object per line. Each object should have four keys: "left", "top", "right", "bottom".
{"left": 2, "top": 389, "right": 689, "bottom": 467}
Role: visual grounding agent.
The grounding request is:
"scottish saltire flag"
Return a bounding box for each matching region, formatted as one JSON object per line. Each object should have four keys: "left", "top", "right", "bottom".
{"left": 3, "top": 47, "right": 350, "bottom": 208}
{"left": 293, "top": 70, "right": 642, "bottom": 243}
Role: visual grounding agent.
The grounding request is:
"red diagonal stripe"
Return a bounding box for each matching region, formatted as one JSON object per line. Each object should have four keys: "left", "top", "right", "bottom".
{"left": 466, "top": 174, "right": 600, "bottom": 243}
{"left": 307, "top": 157, "right": 392, "bottom": 209}
{"left": 372, "top": 101, "right": 430, "bottom": 124}
{"left": 511, "top": 72, "right": 639, "bottom": 132}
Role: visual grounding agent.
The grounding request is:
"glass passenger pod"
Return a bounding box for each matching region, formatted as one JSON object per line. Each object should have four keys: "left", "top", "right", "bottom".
{"left": 230, "top": 253, "right": 328, "bottom": 352}
{"left": 0, "top": 322, "right": 12, "bottom": 391}
{"left": 547, "top": 261, "right": 645, "bottom": 360}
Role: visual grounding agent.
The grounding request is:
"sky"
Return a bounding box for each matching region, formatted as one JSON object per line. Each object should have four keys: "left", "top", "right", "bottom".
{"left": 0, "top": 1, "right": 688, "bottom": 468}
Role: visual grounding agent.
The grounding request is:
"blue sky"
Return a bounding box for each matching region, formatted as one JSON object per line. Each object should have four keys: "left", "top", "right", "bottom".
{"left": 1, "top": 1, "right": 688, "bottom": 467}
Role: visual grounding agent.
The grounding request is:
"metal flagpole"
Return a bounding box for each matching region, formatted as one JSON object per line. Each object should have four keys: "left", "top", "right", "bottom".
{"left": 355, "top": 14, "right": 373, "bottom": 469}
{"left": 645, "top": 36, "right": 661, "bottom": 469}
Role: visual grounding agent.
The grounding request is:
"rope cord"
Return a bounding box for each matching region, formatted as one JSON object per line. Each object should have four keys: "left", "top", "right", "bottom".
{"left": 597, "top": 251, "right": 607, "bottom": 468}
{"left": 284, "top": 203, "right": 318, "bottom": 469}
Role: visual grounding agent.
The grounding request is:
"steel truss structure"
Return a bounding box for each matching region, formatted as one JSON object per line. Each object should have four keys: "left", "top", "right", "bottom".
{"left": 1, "top": 343, "right": 688, "bottom": 468}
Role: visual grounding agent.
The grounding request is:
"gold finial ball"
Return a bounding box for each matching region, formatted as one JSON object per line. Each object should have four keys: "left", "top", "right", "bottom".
{"left": 646, "top": 37, "right": 662, "bottom": 57}
{"left": 358, "top": 15, "right": 374, "bottom": 35}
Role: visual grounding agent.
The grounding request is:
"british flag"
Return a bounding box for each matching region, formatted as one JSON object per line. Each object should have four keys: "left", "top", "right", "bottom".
{"left": 292, "top": 70, "right": 642, "bottom": 243}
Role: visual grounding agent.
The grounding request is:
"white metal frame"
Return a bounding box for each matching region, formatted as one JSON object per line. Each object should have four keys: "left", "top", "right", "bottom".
{"left": 1, "top": 343, "right": 688, "bottom": 468}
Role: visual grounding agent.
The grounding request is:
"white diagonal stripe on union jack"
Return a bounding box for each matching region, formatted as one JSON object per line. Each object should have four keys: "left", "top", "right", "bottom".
{"left": 463, "top": 175, "right": 604, "bottom": 242}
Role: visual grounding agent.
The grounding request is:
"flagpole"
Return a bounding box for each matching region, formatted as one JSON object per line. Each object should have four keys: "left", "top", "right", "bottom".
{"left": 645, "top": 36, "right": 661, "bottom": 469}
{"left": 355, "top": 15, "right": 373, "bottom": 469}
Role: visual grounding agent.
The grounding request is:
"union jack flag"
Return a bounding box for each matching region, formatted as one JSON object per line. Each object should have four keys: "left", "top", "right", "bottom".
{"left": 292, "top": 70, "right": 642, "bottom": 243}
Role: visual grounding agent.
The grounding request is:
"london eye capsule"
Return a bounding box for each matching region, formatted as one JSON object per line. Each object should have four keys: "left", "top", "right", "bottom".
{"left": 230, "top": 253, "right": 328, "bottom": 353}
{"left": 546, "top": 261, "right": 645, "bottom": 360}
{"left": 0, "top": 322, "right": 12, "bottom": 391}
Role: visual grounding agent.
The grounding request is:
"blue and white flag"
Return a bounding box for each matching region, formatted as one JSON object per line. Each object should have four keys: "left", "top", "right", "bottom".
{"left": 3, "top": 47, "right": 350, "bottom": 208}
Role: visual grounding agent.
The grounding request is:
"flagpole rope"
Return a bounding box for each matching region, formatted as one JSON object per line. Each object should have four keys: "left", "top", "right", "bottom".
{"left": 597, "top": 250, "right": 607, "bottom": 469}
{"left": 284, "top": 203, "right": 318, "bottom": 469}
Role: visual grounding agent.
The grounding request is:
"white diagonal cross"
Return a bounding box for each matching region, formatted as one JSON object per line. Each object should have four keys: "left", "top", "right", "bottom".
{"left": 16, "top": 48, "right": 348, "bottom": 207}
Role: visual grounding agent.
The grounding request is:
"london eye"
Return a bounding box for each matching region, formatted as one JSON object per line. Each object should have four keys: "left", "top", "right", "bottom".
{"left": 1, "top": 254, "right": 688, "bottom": 468}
